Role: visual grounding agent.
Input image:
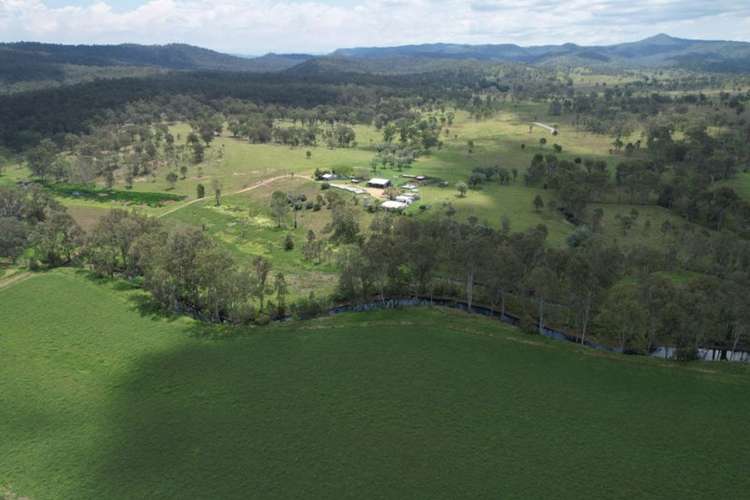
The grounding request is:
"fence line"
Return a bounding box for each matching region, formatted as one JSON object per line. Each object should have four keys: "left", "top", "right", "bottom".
{"left": 326, "top": 296, "right": 750, "bottom": 364}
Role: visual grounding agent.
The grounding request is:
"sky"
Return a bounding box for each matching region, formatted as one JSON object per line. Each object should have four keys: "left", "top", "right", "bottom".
{"left": 1, "top": 0, "right": 750, "bottom": 55}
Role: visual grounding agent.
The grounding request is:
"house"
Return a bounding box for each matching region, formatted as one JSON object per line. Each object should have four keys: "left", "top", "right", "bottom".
{"left": 381, "top": 200, "right": 408, "bottom": 211}
{"left": 367, "top": 178, "right": 392, "bottom": 188}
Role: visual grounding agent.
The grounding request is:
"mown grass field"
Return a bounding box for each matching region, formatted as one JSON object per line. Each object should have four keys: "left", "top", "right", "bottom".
{"left": 1, "top": 270, "right": 749, "bottom": 499}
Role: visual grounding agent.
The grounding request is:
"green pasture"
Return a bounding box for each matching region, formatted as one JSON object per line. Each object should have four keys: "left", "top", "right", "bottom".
{"left": 161, "top": 177, "right": 359, "bottom": 298}
{"left": 3, "top": 107, "right": 722, "bottom": 256}
{"left": 1, "top": 269, "right": 749, "bottom": 499}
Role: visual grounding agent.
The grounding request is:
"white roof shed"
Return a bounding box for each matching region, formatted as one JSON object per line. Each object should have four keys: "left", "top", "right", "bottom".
{"left": 381, "top": 200, "right": 408, "bottom": 211}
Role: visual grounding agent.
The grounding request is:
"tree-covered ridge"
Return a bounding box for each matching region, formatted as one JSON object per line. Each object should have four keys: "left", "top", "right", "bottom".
{"left": 4, "top": 34, "right": 750, "bottom": 94}
{"left": 0, "top": 67, "right": 487, "bottom": 151}
{"left": 332, "top": 34, "right": 750, "bottom": 72}
{"left": 0, "top": 42, "right": 296, "bottom": 73}
{"left": 0, "top": 42, "right": 315, "bottom": 94}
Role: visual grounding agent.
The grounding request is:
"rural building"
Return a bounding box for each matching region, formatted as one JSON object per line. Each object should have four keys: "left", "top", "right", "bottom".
{"left": 395, "top": 195, "right": 415, "bottom": 205}
{"left": 331, "top": 183, "right": 366, "bottom": 195}
{"left": 321, "top": 173, "right": 337, "bottom": 181}
{"left": 368, "top": 178, "right": 392, "bottom": 188}
{"left": 381, "top": 200, "right": 408, "bottom": 211}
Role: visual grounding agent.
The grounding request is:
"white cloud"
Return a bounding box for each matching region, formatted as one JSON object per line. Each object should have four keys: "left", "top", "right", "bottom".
{"left": 0, "top": 0, "right": 749, "bottom": 53}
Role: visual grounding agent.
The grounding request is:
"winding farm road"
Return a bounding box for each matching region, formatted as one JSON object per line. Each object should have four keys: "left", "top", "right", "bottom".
{"left": 158, "top": 174, "right": 292, "bottom": 218}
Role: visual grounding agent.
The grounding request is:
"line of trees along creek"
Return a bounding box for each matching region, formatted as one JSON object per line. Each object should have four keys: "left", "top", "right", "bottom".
{"left": 337, "top": 214, "right": 750, "bottom": 360}
{"left": 2, "top": 182, "right": 750, "bottom": 359}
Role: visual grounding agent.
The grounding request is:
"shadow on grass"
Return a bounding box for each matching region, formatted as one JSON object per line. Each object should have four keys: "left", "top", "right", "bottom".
{"left": 83, "top": 317, "right": 750, "bottom": 500}
{"left": 125, "top": 290, "right": 263, "bottom": 340}
{"left": 71, "top": 268, "right": 266, "bottom": 339}
{"left": 74, "top": 268, "right": 142, "bottom": 291}
{"left": 43, "top": 182, "right": 185, "bottom": 207}
{"left": 85, "top": 331, "right": 491, "bottom": 499}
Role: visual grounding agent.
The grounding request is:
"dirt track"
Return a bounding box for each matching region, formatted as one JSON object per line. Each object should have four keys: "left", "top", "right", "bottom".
{"left": 0, "top": 271, "right": 34, "bottom": 291}
{"left": 158, "top": 174, "right": 291, "bottom": 218}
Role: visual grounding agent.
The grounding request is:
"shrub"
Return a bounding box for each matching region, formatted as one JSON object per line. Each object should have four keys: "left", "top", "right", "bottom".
{"left": 228, "top": 302, "right": 255, "bottom": 325}
{"left": 675, "top": 346, "right": 699, "bottom": 362}
{"left": 284, "top": 234, "right": 294, "bottom": 251}
{"left": 520, "top": 314, "right": 538, "bottom": 335}
{"left": 290, "top": 292, "right": 328, "bottom": 320}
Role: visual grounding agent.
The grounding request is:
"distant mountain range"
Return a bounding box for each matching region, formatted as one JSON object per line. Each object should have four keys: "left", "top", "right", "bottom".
{"left": 0, "top": 42, "right": 311, "bottom": 73}
{"left": 329, "top": 34, "right": 750, "bottom": 72}
{"left": 2, "top": 34, "right": 750, "bottom": 86}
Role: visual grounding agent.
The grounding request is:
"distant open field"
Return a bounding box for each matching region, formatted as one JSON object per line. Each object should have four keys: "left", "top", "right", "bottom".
{"left": 1, "top": 270, "right": 749, "bottom": 499}
{"left": 2, "top": 104, "right": 711, "bottom": 254}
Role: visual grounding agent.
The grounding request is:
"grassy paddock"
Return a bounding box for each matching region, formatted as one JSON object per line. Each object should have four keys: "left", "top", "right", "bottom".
{"left": 5, "top": 109, "right": 727, "bottom": 257}
{"left": 1, "top": 270, "right": 748, "bottom": 499}
{"left": 161, "top": 177, "right": 360, "bottom": 298}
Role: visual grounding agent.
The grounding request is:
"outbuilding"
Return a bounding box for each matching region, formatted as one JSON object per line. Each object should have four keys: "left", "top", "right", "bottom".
{"left": 367, "top": 178, "right": 392, "bottom": 188}
{"left": 331, "top": 183, "right": 366, "bottom": 195}
{"left": 381, "top": 200, "right": 408, "bottom": 211}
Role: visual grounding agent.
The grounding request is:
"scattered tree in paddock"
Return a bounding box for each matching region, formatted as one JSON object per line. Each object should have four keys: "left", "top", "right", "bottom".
{"left": 166, "top": 171, "right": 178, "bottom": 190}
{"left": 270, "top": 190, "right": 289, "bottom": 227}
{"left": 253, "top": 256, "right": 272, "bottom": 311}
{"left": 212, "top": 179, "right": 222, "bottom": 206}
{"left": 284, "top": 233, "right": 294, "bottom": 251}
{"left": 533, "top": 195, "right": 544, "bottom": 212}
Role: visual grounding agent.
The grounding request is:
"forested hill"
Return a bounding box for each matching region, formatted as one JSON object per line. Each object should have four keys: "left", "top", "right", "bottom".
{"left": 4, "top": 34, "right": 750, "bottom": 89}
{"left": 332, "top": 34, "right": 750, "bottom": 72}
{"left": 0, "top": 42, "right": 314, "bottom": 87}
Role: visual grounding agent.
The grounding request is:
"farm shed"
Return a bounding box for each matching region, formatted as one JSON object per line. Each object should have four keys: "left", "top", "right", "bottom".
{"left": 381, "top": 200, "right": 408, "bottom": 211}
{"left": 368, "top": 178, "right": 392, "bottom": 188}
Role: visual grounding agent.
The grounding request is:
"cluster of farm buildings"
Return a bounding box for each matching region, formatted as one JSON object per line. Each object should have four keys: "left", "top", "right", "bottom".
{"left": 319, "top": 173, "right": 424, "bottom": 211}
